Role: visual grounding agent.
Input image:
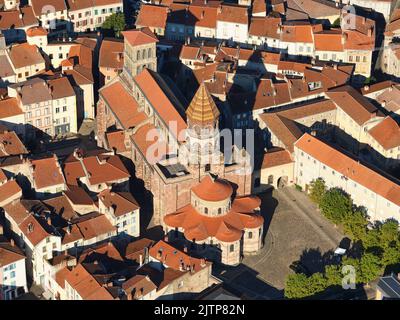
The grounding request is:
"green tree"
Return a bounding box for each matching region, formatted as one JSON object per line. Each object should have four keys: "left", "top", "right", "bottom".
{"left": 382, "top": 245, "right": 400, "bottom": 267}
{"left": 102, "top": 13, "right": 126, "bottom": 37}
{"left": 332, "top": 17, "right": 341, "bottom": 28}
{"left": 284, "top": 273, "right": 312, "bottom": 299}
{"left": 364, "top": 76, "right": 377, "bottom": 85}
{"left": 342, "top": 210, "right": 368, "bottom": 241}
{"left": 319, "top": 188, "right": 352, "bottom": 224}
{"left": 309, "top": 272, "right": 327, "bottom": 294}
{"left": 324, "top": 264, "right": 342, "bottom": 287}
{"left": 379, "top": 220, "right": 400, "bottom": 248}
{"left": 359, "top": 253, "right": 382, "bottom": 284}
{"left": 309, "top": 178, "right": 326, "bottom": 204}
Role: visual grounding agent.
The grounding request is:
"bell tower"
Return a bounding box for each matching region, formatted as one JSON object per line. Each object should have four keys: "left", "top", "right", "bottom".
{"left": 184, "top": 83, "right": 221, "bottom": 171}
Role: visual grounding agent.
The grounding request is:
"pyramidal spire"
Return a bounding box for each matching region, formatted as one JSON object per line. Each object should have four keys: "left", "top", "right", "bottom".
{"left": 186, "top": 83, "right": 220, "bottom": 126}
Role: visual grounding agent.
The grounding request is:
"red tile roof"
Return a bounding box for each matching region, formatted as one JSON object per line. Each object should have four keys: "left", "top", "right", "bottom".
{"left": 122, "top": 27, "right": 158, "bottom": 47}
{"left": 249, "top": 16, "right": 281, "bottom": 39}
{"left": 26, "top": 26, "right": 48, "bottom": 37}
{"left": 0, "top": 180, "right": 22, "bottom": 206}
{"left": 135, "top": 4, "right": 168, "bottom": 29}
{"left": 100, "top": 80, "right": 147, "bottom": 129}
{"left": 0, "top": 242, "right": 25, "bottom": 268}
{"left": 216, "top": 4, "right": 249, "bottom": 25}
{"left": 99, "top": 189, "right": 140, "bottom": 217}
{"left": 326, "top": 85, "right": 379, "bottom": 125}
{"left": 99, "top": 39, "right": 124, "bottom": 70}
{"left": 31, "top": 156, "right": 65, "bottom": 190}
{"left": 192, "top": 174, "right": 233, "bottom": 202}
{"left": 130, "top": 123, "right": 170, "bottom": 164}
{"left": 314, "top": 30, "right": 344, "bottom": 52}
{"left": 0, "top": 128, "right": 28, "bottom": 156}
{"left": 164, "top": 195, "right": 263, "bottom": 242}
{"left": 9, "top": 43, "right": 45, "bottom": 69}
{"left": 105, "top": 130, "right": 128, "bottom": 153}
{"left": 134, "top": 69, "right": 186, "bottom": 141}
{"left": 31, "top": 0, "right": 67, "bottom": 15}
{"left": 149, "top": 240, "right": 210, "bottom": 272}
{"left": 262, "top": 148, "right": 293, "bottom": 168}
{"left": 368, "top": 117, "right": 400, "bottom": 150}
{"left": 82, "top": 154, "right": 130, "bottom": 185}
{"left": 62, "top": 264, "right": 114, "bottom": 300}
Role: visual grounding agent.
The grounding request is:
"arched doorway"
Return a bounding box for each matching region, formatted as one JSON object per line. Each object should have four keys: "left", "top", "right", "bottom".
{"left": 277, "top": 176, "right": 288, "bottom": 188}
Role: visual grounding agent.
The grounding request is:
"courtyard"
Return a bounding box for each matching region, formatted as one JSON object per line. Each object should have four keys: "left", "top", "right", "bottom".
{"left": 213, "top": 186, "right": 346, "bottom": 299}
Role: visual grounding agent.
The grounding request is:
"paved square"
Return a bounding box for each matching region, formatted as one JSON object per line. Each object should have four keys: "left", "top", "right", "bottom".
{"left": 214, "top": 187, "right": 345, "bottom": 299}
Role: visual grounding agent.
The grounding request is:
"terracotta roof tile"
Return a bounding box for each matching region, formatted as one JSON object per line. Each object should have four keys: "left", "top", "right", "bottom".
{"left": 164, "top": 194, "right": 262, "bottom": 242}
{"left": 191, "top": 174, "right": 233, "bottom": 202}
{"left": 0, "top": 180, "right": 22, "bottom": 206}
{"left": 134, "top": 69, "right": 186, "bottom": 141}
{"left": 99, "top": 189, "right": 139, "bottom": 217}
{"left": 0, "top": 128, "right": 28, "bottom": 156}
{"left": 368, "top": 117, "right": 400, "bottom": 150}
{"left": 31, "top": 156, "right": 65, "bottom": 190}
{"left": 0, "top": 242, "right": 25, "bottom": 268}
{"left": 122, "top": 27, "right": 158, "bottom": 47}
{"left": 9, "top": 43, "right": 45, "bottom": 69}
{"left": 99, "top": 39, "right": 124, "bottom": 70}
{"left": 100, "top": 80, "right": 147, "bottom": 129}
{"left": 216, "top": 4, "right": 249, "bottom": 25}
{"left": 262, "top": 148, "right": 293, "bottom": 168}
{"left": 136, "top": 4, "right": 168, "bottom": 29}
{"left": 326, "top": 85, "right": 378, "bottom": 125}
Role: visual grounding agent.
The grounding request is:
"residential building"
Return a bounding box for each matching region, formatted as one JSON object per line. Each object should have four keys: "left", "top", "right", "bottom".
{"left": 0, "top": 6, "right": 38, "bottom": 44}
{"left": 0, "top": 235, "right": 28, "bottom": 300}
{"left": 216, "top": 4, "right": 249, "bottom": 44}
{"left": 7, "top": 76, "right": 78, "bottom": 138}
{"left": 29, "top": 0, "right": 69, "bottom": 34}
{"left": 135, "top": 4, "right": 168, "bottom": 36}
{"left": 66, "top": 0, "right": 123, "bottom": 33}
{"left": 8, "top": 43, "right": 46, "bottom": 82}
{"left": 99, "top": 38, "right": 124, "bottom": 85}
{"left": 28, "top": 155, "right": 67, "bottom": 198}
{"left": 98, "top": 188, "right": 140, "bottom": 237}
{"left": 294, "top": 133, "right": 400, "bottom": 222}
{"left": 63, "top": 148, "right": 131, "bottom": 194}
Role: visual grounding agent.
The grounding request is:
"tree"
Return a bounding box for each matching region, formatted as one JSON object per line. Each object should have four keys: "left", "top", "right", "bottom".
{"left": 364, "top": 76, "right": 377, "bottom": 85}
{"left": 284, "top": 272, "right": 328, "bottom": 299}
{"left": 102, "top": 13, "right": 126, "bottom": 37}
{"left": 284, "top": 273, "right": 313, "bottom": 299}
{"left": 359, "top": 253, "right": 382, "bottom": 284}
{"left": 309, "top": 178, "right": 326, "bottom": 204}
{"left": 379, "top": 219, "right": 400, "bottom": 248}
{"left": 309, "top": 272, "right": 327, "bottom": 294}
{"left": 342, "top": 210, "right": 368, "bottom": 241}
{"left": 324, "top": 264, "right": 342, "bottom": 287}
{"left": 382, "top": 245, "right": 400, "bottom": 267}
{"left": 332, "top": 17, "right": 341, "bottom": 28}
{"left": 319, "top": 188, "right": 352, "bottom": 225}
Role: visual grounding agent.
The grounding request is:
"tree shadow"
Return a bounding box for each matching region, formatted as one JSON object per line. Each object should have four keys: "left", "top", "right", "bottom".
{"left": 294, "top": 247, "right": 337, "bottom": 275}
